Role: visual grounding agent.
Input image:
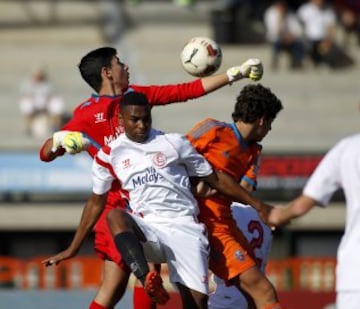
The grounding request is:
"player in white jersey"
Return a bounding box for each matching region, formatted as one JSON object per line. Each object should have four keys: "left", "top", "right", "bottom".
{"left": 268, "top": 133, "right": 360, "bottom": 309}
{"left": 44, "top": 91, "right": 275, "bottom": 309}
{"left": 209, "top": 203, "right": 273, "bottom": 309}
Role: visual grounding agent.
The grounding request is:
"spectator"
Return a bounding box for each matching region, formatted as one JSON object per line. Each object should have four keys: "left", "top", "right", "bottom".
{"left": 334, "top": 0, "right": 360, "bottom": 50}
{"left": 19, "top": 66, "right": 65, "bottom": 138}
{"left": 297, "top": 0, "right": 354, "bottom": 69}
{"left": 264, "top": 0, "right": 305, "bottom": 70}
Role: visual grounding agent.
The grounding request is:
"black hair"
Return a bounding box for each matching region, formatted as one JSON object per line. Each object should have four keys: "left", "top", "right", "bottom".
{"left": 120, "top": 91, "right": 150, "bottom": 113}
{"left": 78, "top": 47, "right": 117, "bottom": 92}
{"left": 232, "top": 84, "right": 283, "bottom": 123}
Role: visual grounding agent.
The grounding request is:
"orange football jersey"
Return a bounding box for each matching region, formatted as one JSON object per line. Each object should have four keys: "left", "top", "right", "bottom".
{"left": 186, "top": 118, "right": 262, "bottom": 221}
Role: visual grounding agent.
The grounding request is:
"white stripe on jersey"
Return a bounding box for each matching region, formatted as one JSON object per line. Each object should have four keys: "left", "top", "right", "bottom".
{"left": 92, "top": 129, "right": 213, "bottom": 218}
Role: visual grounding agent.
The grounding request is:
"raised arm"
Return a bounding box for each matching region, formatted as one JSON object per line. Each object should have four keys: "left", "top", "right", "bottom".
{"left": 267, "top": 194, "right": 318, "bottom": 227}
{"left": 201, "top": 58, "right": 263, "bottom": 94}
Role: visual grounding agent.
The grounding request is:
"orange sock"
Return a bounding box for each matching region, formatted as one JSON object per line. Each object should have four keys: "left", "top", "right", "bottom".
{"left": 133, "top": 286, "right": 156, "bottom": 309}
{"left": 89, "top": 300, "right": 107, "bottom": 309}
{"left": 263, "top": 302, "right": 283, "bottom": 309}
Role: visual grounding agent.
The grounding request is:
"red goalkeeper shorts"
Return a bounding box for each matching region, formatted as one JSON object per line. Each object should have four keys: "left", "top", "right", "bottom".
{"left": 94, "top": 207, "right": 130, "bottom": 272}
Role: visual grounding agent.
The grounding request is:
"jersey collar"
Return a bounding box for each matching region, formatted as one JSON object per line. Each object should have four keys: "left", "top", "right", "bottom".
{"left": 231, "top": 122, "right": 248, "bottom": 149}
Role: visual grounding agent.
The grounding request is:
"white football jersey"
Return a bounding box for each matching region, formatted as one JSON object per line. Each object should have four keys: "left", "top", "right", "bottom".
{"left": 92, "top": 129, "right": 213, "bottom": 218}
{"left": 303, "top": 133, "right": 360, "bottom": 291}
{"left": 209, "top": 203, "right": 273, "bottom": 309}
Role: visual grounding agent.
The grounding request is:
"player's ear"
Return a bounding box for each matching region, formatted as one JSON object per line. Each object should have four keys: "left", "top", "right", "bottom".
{"left": 258, "top": 117, "right": 265, "bottom": 126}
{"left": 101, "top": 66, "right": 112, "bottom": 80}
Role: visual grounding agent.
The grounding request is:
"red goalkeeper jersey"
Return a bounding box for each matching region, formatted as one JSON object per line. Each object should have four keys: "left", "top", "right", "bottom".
{"left": 62, "top": 81, "right": 205, "bottom": 209}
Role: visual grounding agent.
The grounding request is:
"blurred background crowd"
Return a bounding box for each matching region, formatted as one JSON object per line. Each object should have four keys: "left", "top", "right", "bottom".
{"left": 1, "top": 0, "right": 359, "bottom": 142}
{"left": 1, "top": 0, "right": 359, "bottom": 308}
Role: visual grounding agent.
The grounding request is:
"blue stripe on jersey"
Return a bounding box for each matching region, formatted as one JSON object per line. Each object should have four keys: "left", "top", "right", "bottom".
{"left": 91, "top": 93, "right": 119, "bottom": 100}
{"left": 242, "top": 175, "right": 257, "bottom": 190}
{"left": 231, "top": 123, "right": 248, "bottom": 149}
{"left": 82, "top": 132, "right": 101, "bottom": 150}
{"left": 79, "top": 94, "right": 120, "bottom": 109}
{"left": 80, "top": 101, "right": 92, "bottom": 109}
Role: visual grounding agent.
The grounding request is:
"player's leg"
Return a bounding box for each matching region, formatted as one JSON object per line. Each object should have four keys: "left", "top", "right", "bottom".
{"left": 231, "top": 266, "right": 281, "bottom": 309}
{"left": 228, "top": 231, "right": 281, "bottom": 309}
{"left": 133, "top": 280, "right": 156, "bottom": 309}
{"left": 107, "top": 209, "right": 169, "bottom": 305}
{"left": 176, "top": 283, "right": 208, "bottom": 309}
{"left": 208, "top": 221, "right": 282, "bottom": 309}
{"left": 90, "top": 259, "right": 130, "bottom": 309}
{"left": 160, "top": 219, "right": 209, "bottom": 309}
{"left": 133, "top": 263, "right": 161, "bottom": 309}
{"left": 93, "top": 208, "right": 156, "bottom": 309}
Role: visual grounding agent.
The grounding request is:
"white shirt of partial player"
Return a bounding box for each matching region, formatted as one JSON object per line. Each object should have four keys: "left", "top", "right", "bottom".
{"left": 303, "top": 133, "right": 360, "bottom": 292}
{"left": 209, "top": 203, "right": 273, "bottom": 309}
{"left": 92, "top": 129, "right": 213, "bottom": 219}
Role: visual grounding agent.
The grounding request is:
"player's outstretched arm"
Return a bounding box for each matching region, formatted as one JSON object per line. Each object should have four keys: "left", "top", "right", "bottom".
{"left": 203, "top": 170, "right": 273, "bottom": 225}
{"left": 42, "top": 193, "right": 107, "bottom": 267}
{"left": 201, "top": 58, "right": 264, "bottom": 93}
{"left": 267, "top": 194, "right": 317, "bottom": 227}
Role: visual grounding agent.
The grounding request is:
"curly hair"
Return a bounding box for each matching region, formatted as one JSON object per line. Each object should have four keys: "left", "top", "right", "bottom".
{"left": 232, "top": 84, "right": 283, "bottom": 123}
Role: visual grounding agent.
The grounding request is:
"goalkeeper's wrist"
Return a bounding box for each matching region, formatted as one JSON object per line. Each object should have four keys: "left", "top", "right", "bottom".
{"left": 226, "top": 67, "right": 243, "bottom": 83}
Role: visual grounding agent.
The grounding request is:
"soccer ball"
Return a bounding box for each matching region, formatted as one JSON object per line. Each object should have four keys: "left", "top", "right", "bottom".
{"left": 180, "top": 37, "right": 222, "bottom": 77}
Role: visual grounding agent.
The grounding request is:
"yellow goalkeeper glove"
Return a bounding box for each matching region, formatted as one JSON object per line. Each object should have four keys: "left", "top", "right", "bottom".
{"left": 52, "top": 131, "right": 90, "bottom": 154}
{"left": 226, "top": 58, "right": 263, "bottom": 83}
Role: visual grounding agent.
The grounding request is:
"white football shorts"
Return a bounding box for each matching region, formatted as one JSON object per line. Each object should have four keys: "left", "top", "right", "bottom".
{"left": 131, "top": 213, "right": 210, "bottom": 294}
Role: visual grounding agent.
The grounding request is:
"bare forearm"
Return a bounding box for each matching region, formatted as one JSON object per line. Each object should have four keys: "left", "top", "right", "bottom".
{"left": 283, "top": 195, "right": 316, "bottom": 219}
{"left": 206, "top": 171, "right": 263, "bottom": 211}
{"left": 201, "top": 73, "right": 231, "bottom": 93}
{"left": 268, "top": 194, "right": 317, "bottom": 226}
{"left": 68, "top": 194, "right": 106, "bottom": 253}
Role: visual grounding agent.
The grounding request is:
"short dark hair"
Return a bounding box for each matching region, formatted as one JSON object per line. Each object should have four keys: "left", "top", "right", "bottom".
{"left": 232, "top": 84, "right": 283, "bottom": 123}
{"left": 78, "top": 47, "right": 117, "bottom": 92}
{"left": 120, "top": 91, "right": 150, "bottom": 112}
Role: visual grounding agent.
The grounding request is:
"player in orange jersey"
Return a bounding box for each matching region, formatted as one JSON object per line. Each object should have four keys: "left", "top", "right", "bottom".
{"left": 187, "top": 83, "right": 283, "bottom": 309}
